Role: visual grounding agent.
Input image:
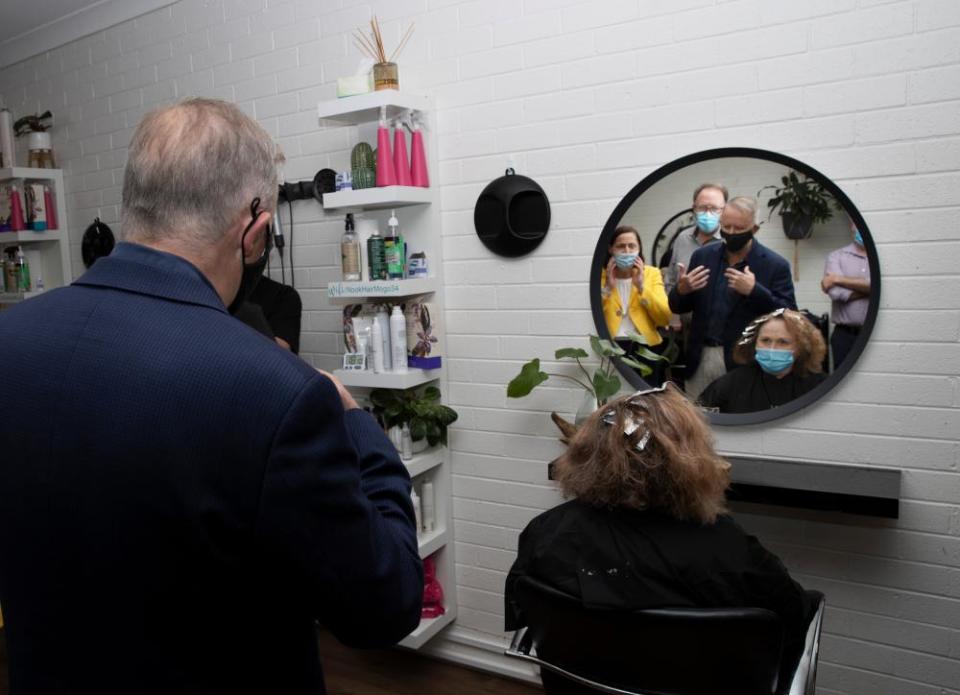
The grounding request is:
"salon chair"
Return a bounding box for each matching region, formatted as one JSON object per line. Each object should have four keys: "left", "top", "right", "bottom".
{"left": 505, "top": 576, "right": 825, "bottom": 695}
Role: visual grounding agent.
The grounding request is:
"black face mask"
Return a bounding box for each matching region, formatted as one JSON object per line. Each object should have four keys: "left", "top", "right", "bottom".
{"left": 228, "top": 198, "right": 271, "bottom": 315}
{"left": 721, "top": 230, "right": 753, "bottom": 253}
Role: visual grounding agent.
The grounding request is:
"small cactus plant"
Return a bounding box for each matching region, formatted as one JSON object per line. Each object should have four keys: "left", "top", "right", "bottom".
{"left": 351, "top": 142, "right": 374, "bottom": 170}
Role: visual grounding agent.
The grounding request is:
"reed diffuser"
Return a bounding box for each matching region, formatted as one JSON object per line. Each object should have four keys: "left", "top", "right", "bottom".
{"left": 354, "top": 16, "right": 414, "bottom": 91}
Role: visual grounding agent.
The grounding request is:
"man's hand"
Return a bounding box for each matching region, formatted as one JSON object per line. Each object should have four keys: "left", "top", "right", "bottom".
{"left": 631, "top": 257, "right": 645, "bottom": 292}
{"left": 676, "top": 263, "right": 709, "bottom": 295}
{"left": 821, "top": 272, "right": 841, "bottom": 292}
{"left": 725, "top": 265, "right": 756, "bottom": 296}
{"left": 319, "top": 369, "right": 360, "bottom": 411}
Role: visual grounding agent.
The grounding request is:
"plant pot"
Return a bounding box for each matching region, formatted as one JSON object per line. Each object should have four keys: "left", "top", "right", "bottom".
{"left": 373, "top": 62, "right": 399, "bottom": 91}
{"left": 781, "top": 212, "right": 814, "bottom": 240}
{"left": 412, "top": 437, "right": 428, "bottom": 454}
{"left": 574, "top": 391, "right": 599, "bottom": 427}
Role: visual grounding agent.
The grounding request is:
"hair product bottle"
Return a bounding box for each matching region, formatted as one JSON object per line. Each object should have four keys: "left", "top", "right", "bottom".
{"left": 384, "top": 209, "right": 404, "bottom": 279}
{"left": 411, "top": 487, "right": 423, "bottom": 538}
{"left": 340, "top": 213, "right": 361, "bottom": 281}
{"left": 374, "top": 305, "right": 392, "bottom": 371}
{"left": 390, "top": 305, "right": 408, "bottom": 373}
{"left": 401, "top": 423, "right": 413, "bottom": 461}
{"left": 370, "top": 318, "right": 384, "bottom": 374}
{"left": 421, "top": 479, "right": 435, "bottom": 533}
{"left": 366, "top": 225, "right": 387, "bottom": 280}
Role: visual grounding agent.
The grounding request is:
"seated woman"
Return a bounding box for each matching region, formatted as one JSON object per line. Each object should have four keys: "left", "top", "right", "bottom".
{"left": 505, "top": 384, "right": 814, "bottom": 681}
{"left": 600, "top": 226, "right": 672, "bottom": 385}
{"left": 699, "top": 308, "right": 826, "bottom": 413}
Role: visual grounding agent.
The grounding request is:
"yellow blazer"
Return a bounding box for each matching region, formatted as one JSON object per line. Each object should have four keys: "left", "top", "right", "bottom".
{"left": 601, "top": 264, "right": 672, "bottom": 346}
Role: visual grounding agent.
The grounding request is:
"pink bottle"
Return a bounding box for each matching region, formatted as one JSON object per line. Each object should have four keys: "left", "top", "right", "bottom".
{"left": 409, "top": 111, "right": 429, "bottom": 188}
{"left": 375, "top": 106, "right": 397, "bottom": 187}
{"left": 9, "top": 185, "right": 26, "bottom": 231}
{"left": 393, "top": 119, "right": 412, "bottom": 187}
{"left": 43, "top": 186, "right": 57, "bottom": 230}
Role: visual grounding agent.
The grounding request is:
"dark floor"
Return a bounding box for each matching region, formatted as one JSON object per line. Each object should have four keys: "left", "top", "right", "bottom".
{"left": 0, "top": 628, "right": 541, "bottom": 695}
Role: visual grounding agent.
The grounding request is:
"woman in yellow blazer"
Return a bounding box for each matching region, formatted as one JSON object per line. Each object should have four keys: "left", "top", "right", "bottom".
{"left": 601, "top": 226, "right": 672, "bottom": 382}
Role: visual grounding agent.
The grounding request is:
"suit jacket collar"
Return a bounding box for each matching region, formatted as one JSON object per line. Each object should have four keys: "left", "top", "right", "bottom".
{"left": 73, "top": 241, "right": 227, "bottom": 312}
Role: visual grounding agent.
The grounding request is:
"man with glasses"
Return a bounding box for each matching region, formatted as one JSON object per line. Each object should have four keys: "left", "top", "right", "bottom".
{"left": 668, "top": 196, "right": 796, "bottom": 400}
{"left": 0, "top": 99, "right": 422, "bottom": 694}
{"left": 662, "top": 182, "right": 727, "bottom": 296}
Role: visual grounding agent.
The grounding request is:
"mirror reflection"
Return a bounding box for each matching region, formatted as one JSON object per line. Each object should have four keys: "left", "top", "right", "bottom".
{"left": 594, "top": 153, "right": 876, "bottom": 421}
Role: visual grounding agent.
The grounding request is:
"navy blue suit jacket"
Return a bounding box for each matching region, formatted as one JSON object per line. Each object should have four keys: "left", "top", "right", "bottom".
{"left": 668, "top": 240, "right": 796, "bottom": 377}
{"left": 0, "top": 243, "right": 422, "bottom": 694}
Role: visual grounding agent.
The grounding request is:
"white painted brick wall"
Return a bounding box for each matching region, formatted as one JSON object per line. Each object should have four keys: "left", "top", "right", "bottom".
{"left": 2, "top": 1, "right": 958, "bottom": 693}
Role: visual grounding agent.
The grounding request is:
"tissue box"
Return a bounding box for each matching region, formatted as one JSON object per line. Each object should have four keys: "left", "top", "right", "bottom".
{"left": 337, "top": 73, "right": 373, "bottom": 98}
{"left": 405, "top": 300, "right": 442, "bottom": 369}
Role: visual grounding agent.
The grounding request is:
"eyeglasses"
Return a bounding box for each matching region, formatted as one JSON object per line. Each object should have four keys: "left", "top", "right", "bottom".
{"left": 693, "top": 205, "right": 724, "bottom": 215}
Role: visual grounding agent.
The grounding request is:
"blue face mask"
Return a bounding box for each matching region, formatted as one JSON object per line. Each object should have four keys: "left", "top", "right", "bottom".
{"left": 853, "top": 229, "right": 864, "bottom": 246}
{"left": 614, "top": 253, "right": 637, "bottom": 270}
{"left": 755, "top": 348, "right": 794, "bottom": 375}
{"left": 695, "top": 211, "right": 720, "bottom": 233}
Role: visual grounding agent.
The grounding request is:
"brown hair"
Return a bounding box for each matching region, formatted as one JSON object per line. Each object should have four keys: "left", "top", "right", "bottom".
{"left": 692, "top": 183, "right": 729, "bottom": 204}
{"left": 733, "top": 309, "right": 826, "bottom": 377}
{"left": 553, "top": 385, "right": 731, "bottom": 524}
{"left": 609, "top": 225, "right": 645, "bottom": 262}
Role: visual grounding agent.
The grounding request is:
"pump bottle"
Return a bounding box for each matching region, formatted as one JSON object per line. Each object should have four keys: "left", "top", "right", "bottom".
{"left": 340, "top": 213, "right": 361, "bottom": 281}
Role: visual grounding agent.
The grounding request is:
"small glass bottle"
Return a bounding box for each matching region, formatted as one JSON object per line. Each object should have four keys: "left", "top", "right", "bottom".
{"left": 340, "top": 213, "right": 361, "bottom": 281}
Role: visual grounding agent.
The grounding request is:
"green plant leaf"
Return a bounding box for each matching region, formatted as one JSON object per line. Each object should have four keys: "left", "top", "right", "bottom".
{"left": 369, "top": 389, "right": 398, "bottom": 409}
{"left": 634, "top": 346, "right": 670, "bottom": 362}
{"left": 555, "top": 347, "right": 589, "bottom": 360}
{"left": 624, "top": 330, "right": 651, "bottom": 346}
{"left": 426, "top": 422, "right": 442, "bottom": 447}
{"left": 590, "top": 335, "right": 625, "bottom": 358}
{"left": 409, "top": 417, "right": 427, "bottom": 441}
{"left": 437, "top": 405, "right": 459, "bottom": 426}
{"left": 507, "top": 359, "right": 549, "bottom": 398}
{"left": 592, "top": 369, "right": 621, "bottom": 404}
{"left": 620, "top": 356, "right": 653, "bottom": 376}
{"left": 422, "top": 385, "right": 441, "bottom": 402}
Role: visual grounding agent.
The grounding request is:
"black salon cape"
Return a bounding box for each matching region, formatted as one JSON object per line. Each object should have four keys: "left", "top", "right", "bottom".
{"left": 236, "top": 276, "right": 303, "bottom": 354}
{"left": 505, "top": 500, "right": 814, "bottom": 680}
{"left": 699, "top": 363, "right": 826, "bottom": 414}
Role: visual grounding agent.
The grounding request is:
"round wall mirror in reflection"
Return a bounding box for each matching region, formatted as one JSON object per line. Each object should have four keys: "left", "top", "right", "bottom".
{"left": 590, "top": 148, "right": 881, "bottom": 426}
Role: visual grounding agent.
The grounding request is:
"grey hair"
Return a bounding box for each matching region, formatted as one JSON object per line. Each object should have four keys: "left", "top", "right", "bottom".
{"left": 120, "top": 98, "right": 284, "bottom": 245}
{"left": 725, "top": 196, "right": 759, "bottom": 225}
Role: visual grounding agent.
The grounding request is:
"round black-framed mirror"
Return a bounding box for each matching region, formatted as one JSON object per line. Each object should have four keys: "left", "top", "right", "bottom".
{"left": 590, "top": 147, "right": 881, "bottom": 426}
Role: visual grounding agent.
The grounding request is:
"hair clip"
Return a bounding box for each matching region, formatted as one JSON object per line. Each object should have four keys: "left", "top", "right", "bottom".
{"left": 601, "top": 406, "right": 654, "bottom": 451}
{"left": 737, "top": 308, "right": 787, "bottom": 345}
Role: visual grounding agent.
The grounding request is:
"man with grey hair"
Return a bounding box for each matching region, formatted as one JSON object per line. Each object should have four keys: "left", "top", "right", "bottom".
{"left": 0, "top": 98, "right": 422, "bottom": 694}
{"left": 669, "top": 196, "right": 796, "bottom": 400}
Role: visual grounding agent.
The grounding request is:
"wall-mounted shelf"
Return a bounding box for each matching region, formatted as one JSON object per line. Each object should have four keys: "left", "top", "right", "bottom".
{"left": 417, "top": 526, "right": 447, "bottom": 559}
{"left": 0, "top": 167, "right": 62, "bottom": 181}
{"left": 405, "top": 448, "right": 444, "bottom": 479}
{"left": 0, "top": 230, "right": 66, "bottom": 243}
{"left": 0, "top": 167, "right": 71, "bottom": 295}
{"left": 333, "top": 368, "right": 439, "bottom": 390}
{"left": 322, "top": 186, "right": 432, "bottom": 211}
{"left": 400, "top": 610, "right": 455, "bottom": 650}
{"left": 327, "top": 278, "right": 437, "bottom": 302}
{"left": 317, "top": 90, "right": 432, "bottom": 125}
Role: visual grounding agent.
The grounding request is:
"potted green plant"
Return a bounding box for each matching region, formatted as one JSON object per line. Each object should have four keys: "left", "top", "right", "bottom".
{"left": 369, "top": 385, "right": 458, "bottom": 450}
{"left": 758, "top": 170, "right": 838, "bottom": 240}
{"left": 507, "top": 334, "right": 668, "bottom": 426}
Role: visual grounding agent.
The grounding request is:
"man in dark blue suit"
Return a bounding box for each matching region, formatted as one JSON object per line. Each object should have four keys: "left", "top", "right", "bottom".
{"left": 0, "top": 99, "right": 422, "bottom": 694}
{"left": 668, "top": 196, "right": 796, "bottom": 400}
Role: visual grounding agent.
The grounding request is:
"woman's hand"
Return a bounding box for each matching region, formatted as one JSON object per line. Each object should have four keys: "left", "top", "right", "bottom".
{"left": 631, "top": 257, "right": 645, "bottom": 292}
{"left": 606, "top": 257, "right": 618, "bottom": 288}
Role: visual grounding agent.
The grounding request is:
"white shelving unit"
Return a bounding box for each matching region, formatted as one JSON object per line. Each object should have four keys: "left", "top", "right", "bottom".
{"left": 0, "top": 167, "right": 72, "bottom": 304}
{"left": 322, "top": 186, "right": 432, "bottom": 211}
{"left": 318, "top": 91, "right": 456, "bottom": 650}
{"left": 327, "top": 277, "right": 437, "bottom": 303}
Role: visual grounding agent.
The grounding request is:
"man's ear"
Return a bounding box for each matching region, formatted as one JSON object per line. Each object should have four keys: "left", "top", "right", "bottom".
{"left": 241, "top": 211, "right": 272, "bottom": 259}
